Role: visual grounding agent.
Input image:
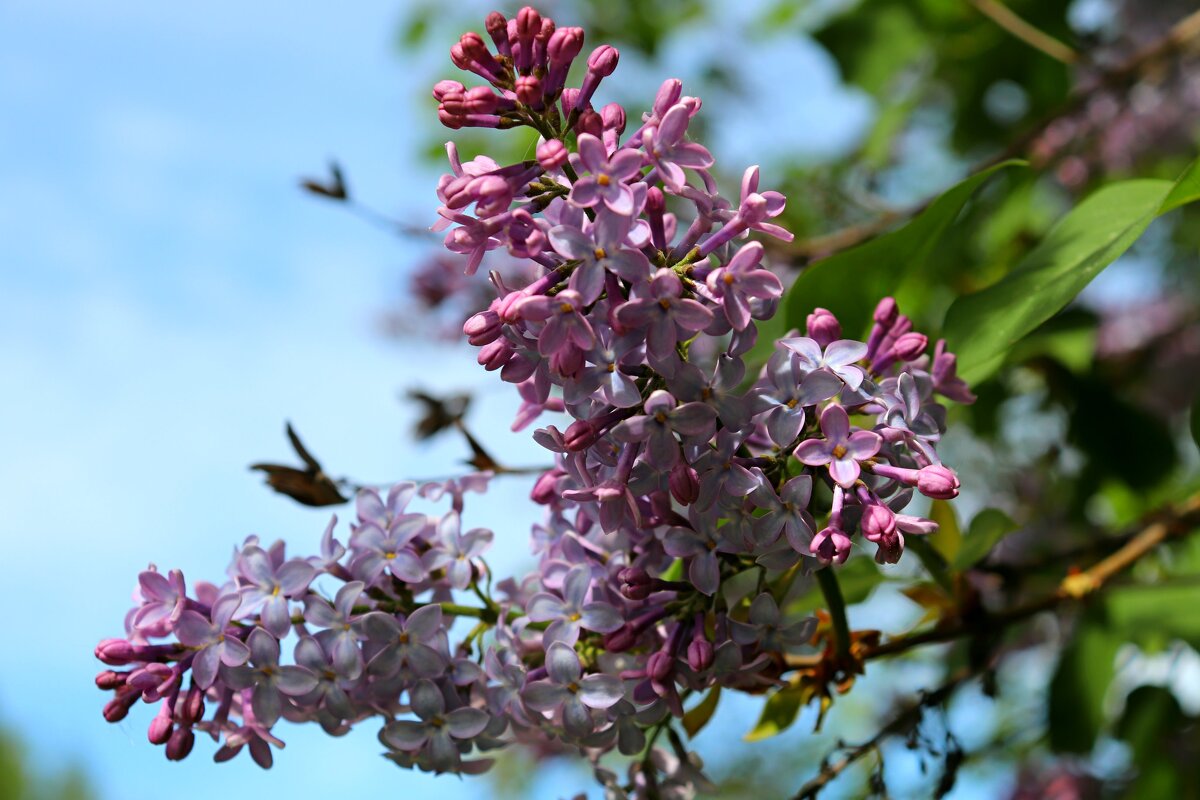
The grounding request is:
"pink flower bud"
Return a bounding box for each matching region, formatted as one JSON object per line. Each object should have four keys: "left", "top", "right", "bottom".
{"left": 477, "top": 339, "right": 512, "bottom": 371}
{"left": 646, "top": 650, "right": 674, "bottom": 682}
{"left": 653, "top": 79, "right": 683, "bottom": 117}
{"left": 669, "top": 463, "right": 700, "bottom": 505}
{"left": 917, "top": 465, "right": 960, "bottom": 499}
{"left": 179, "top": 685, "right": 205, "bottom": 725}
{"left": 646, "top": 186, "right": 665, "bottom": 213}
{"left": 530, "top": 469, "right": 563, "bottom": 505}
{"left": 806, "top": 308, "right": 841, "bottom": 348}
{"left": 586, "top": 45, "right": 619, "bottom": 77}
{"left": 686, "top": 638, "right": 714, "bottom": 672}
{"left": 601, "top": 102, "right": 626, "bottom": 135}
{"left": 874, "top": 296, "right": 898, "bottom": 326}
{"left": 564, "top": 419, "right": 599, "bottom": 451}
{"left": 148, "top": 707, "right": 174, "bottom": 745}
{"left": 95, "top": 638, "right": 134, "bottom": 665}
{"left": 485, "top": 12, "right": 509, "bottom": 53}
{"left": 103, "top": 694, "right": 134, "bottom": 723}
{"left": 575, "top": 109, "right": 603, "bottom": 138}
{"left": 431, "top": 79, "right": 465, "bottom": 102}
{"left": 463, "top": 309, "right": 502, "bottom": 345}
{"left": 603, "top": 625, "right": 638, "bottom": 652}
{"left": 892, "top": 332, "right": 928, "bottom": 362}
{"left": 166, "top": 726, "right": 195, "bottom": 761}
{"left": 464, "top": 86, "right": 499, "bottom": 115}
{"left": 95, "top": 669, "right": 127, "bottom": 690}
{"left": 547, "top": 26, "right": 584, "bottom": 66}
{"left": 515, "top": 75, "right": 541, "bottom": 106}
{"left": 861, "top": 504, "right": 897, "bottom": 540}
{"left": 536, "top": 139, "right": 568, "bottom": 171}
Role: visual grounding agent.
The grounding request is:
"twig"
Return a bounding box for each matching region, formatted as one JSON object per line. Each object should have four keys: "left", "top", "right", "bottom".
{"left": 970, "top": 0, "right": 1078, "bottom": 65}
{"left": 792, "top": 668, "right": 975, "bottom": 799}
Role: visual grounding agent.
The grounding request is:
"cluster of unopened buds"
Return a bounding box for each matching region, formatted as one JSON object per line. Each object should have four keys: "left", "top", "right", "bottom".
{"left": 97, "top": 7, "right": 976, "bottom": 797}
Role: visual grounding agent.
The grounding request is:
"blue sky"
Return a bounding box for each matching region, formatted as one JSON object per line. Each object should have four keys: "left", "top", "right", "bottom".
{"left": 0, "top": 1, "right": 985, "bottom": 797}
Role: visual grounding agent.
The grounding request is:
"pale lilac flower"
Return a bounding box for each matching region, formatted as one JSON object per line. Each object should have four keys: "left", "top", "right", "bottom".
{"left": 753, "top": 351, "right": 843, "bottom": 447}
{"left": 751, "top": 475, "right": 815, "bottom": 551}
{"left": 704, "top": 242, "right": 783, "bottom": 331}
{"left": 423, "top": 511, "right": 493, "bottom": 590}
{"left": 174, "top": 593, "right": 251, "bottom": 689}
{"left": 689, "top": 431, "right": 759, "bottom": 511}
{"left": 349, "top": 513, "right": 427, "bottom": 585}
{"left": 382, "top": 679, "right": 490, "bottom": 772}
{"left": 612, "top": 390, "right": 716, "bottom": 468}
{"left": 728, "top": 593, "right": 816, "bottom": 650}
{"left": 663, "top": 509, "right": 740, "bottom": 595}
{"left": 795, "top": 404, "right": 882, "bottom": 488}
{"left": 516, "top": 289, "right": 596, "bottom": 355}
{"left": 302, "top": 580, "right": 365, "bottom": 679}
{"left": 131, "top": 568, "right": 186, "bottom": 638}
{"left": 293, "top": 636, "right": 357, "bottom": 721}
{"left": 549, "top": 211, "right": 652, "bottom": 302}
{"left": 525, "top": 564, "right": 623, "bottom": 645}
{"left": 782, "top": 336, "right": 869, "bottom": 390}
{"left": 220, "top": 628, "right": 318, "bottom": 728}
{"left": 640, "top": 103, "right": 713, "bottom": 192}
{"left": 356, "top": 482, "right": 417, "bottom": 531}
{"left": 235, "top": 545, "right": 316, "bottom": 638}
{"left": 522, "top": 642, "right": 623, "bottom": 737}
{"left": 568, "top": 133, "right": 645, "bottom": 215}
{"left": 363, "top": 605, "right": 448, "bottom": 678}
{"left": 615, "top": 269, "right": 713, "bottom": 368}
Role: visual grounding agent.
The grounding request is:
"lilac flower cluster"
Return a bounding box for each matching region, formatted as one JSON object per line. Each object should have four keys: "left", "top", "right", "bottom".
{"left": 97, "top": 7, "right": 976, "bottom": 796}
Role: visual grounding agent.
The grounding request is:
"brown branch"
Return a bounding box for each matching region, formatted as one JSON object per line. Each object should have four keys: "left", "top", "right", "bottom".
{"left": 864, "top": 492, "right": 1200, "bottom": 660}
{"left": 792, "top": 667, "right": 976, "bottom": 800}
{"left": 970, "top": 0, "right": 1078, "bottom": 65}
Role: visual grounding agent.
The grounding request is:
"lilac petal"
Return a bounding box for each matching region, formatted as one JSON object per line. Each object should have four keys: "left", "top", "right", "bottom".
{"left": 408, "top": 643, "right": 448, "bottom": 678}
{"left": 334, "top": 581, "right": 364, "bottom": 619}
{"left": 794, "top": 439, "right": 833, "bottom": 466}
{"left": 824, "top": 339, "right": 867, "bottom": 367}
{"left": 175, "top": 610, "right": 215, "bottom": 646}
{"left": 409, "top": 679, "right": 445, "bottom": 719}
{"left": 382, "top": 720, "right": 428, "bottom": 751}
{"left": 277, "top": 560, "right": 316, "bottom": 596}
{"left": 356, "top": 489, "right": 385, "bottom": 523}
{"left": 671, "top": 403, "right": 717, "bottom": 437}
{"left": 569, "top": 262, "right": 606, "bottom": 304}
{"left": 325, "top": 685, "right": 355, "bottom": 721}
{"left": 766, "top": 406, "right": 804, "bottom": 447}
{"left": 386, "top": 482, "right": 417, "bottom": 515}
{"left": 562, "top": 695, "right": 593, "bottom": 738}
{"left": 603, "top": 183, "right": 636, "bottom": 216}
{"left": 446, "top": 559, "right": 473, "bottom": 590}
{"left": 219, "top": 636, "right": 251, "bottom": 667}
{"left": 577, "top": 133, "right": 608, "bottom": 174}
{"left": 361, "top": 611, "right": 400, "bottom": 642}
{"left": 579, "top": 674, "right": 624, "bottom": 709}
{"left": 568, "top": 178, "right": 599, "bottom": 208}
{"left": 723, "top": 291, "right": 751, "bottom": 331}
{"left": 671, "top": 299, "right": 714, "bottom": 332}
{"left": 689, "top": 552, "right": 720, "bottom": 596}
{"left": 663, "top": 528, "right": 707, "bottom": 558}
{"left": 646, "top": 427, "right": 680, "bottom": 468}
{"left": 238, "top": 547, "right": 274, "bottom": 587}
{"left": 387, "top": 550, "right": 426, "bottom": 583}
{"left": 526, "top": 593, "right": 567, "bottom": 623}
{"left": 445, "top": 707, "right": 489, "bottom": 739}
{"left": 523, "top": 681, "right": 567, "bottom": 712}
{"left": 819, "top": 404, "right": 851, "bottom": 443}
{"left": 828, "top": 458, "right": 861, "bottom": 488}
{"left": 580, "top": 603, "right": 623, "bottom": 633}
{"left": 657, "top": 104, "right": 690, "bottom": 145}
{"left": 781, "top": 475, "right": 813, "bottom": 507}
{"left": 293, "top": 636, "right": 326, "bottom": 672}
{"left": 252, "top": 683, "right": 282, "bottom": 728}
{"left": 331, "top": 635, "right": 363, "bottom": 680}
{"left": 782, "top": 337, "right": 823, "bottom": 370}
{"left": 427, "top": 730, "right": 460, "bottom": 772}
{"left": 798, "top": 370, "right": 844, "bottom": 405}
{"left": 304, "top": 598, "right": 339, "bottom": 628}
{"left": 248, "top": 627, "right": 280, "bottom": 666}
{"left": 835, "top": 364, "right": 866, "bottom": 391}
{"left": 548, "top": 225, "right": 593, "bottom": 261}
{"left": 138, "top": 571, "right": 173, "bottom": 602}
{"left": 845, "top": 430, "right": 882, "bottom": 460}
{"left": 562, "top": 564, "right": 592, "bottom": 609}
{"left": 608, "top": 149, "right": 645, "bottom": 179}
{"left": 545, "top": 641, "right": 582, "bottom": 684}
{"left": 748, "top": 593, "right": 780, "bottom": 626}
{"left": 192, "top": 645, "right": 221, "bottom": 689}
{"left": 261, "top": 595, "right": 292, "bottom": 639}
{"left": 212, "top": 592, "right": 242, "bottom": 629}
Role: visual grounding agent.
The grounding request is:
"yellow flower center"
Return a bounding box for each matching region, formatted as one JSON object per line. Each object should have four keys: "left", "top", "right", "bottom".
{"left": 597, "top": 174, "right": 611, "bottom": 186}
{"left": 832, "top": 444, "right": 848, "bottom": 459}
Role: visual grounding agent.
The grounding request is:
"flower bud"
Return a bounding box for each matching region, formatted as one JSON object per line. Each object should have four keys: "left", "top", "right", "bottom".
{"left": 646, "top": 650, "right": 674, "bottom": 682}
{"left": 861, "top": 503, "right": 897, "bottom": 540}
{"left": 618, "top": 566, "right": 653, "bottom": 600}
{"left": 95, "top": 638, "right": 135, "bottom": 665}
{"left": 806, "top": 308, "right": 841, "bottom": 348}
{"left": 547, "top": 26, "right": 584, "bottom": 66}
{"left": 603, "top": 625, "right": 638, "bottom": 652}
{"left": 103, "top": 693, "right": 135, "bottom": 723}
{"left": 917, "top": 465, "right": 960, "bottom": 499}
{"left": 646, "top": 186, "right": 665, "bottom": 214}
{"left": 464, "top": 86, "right": 499, "bottom": 115}
{"left": 873, "top": 296, "right": 898, "bottom": 326}
{"left": 179, "top": 685, "right": 205, "bottom": 725}
{"left": 148, "top": 707, "right": 174, "bottom": 745}
{"left": 530, "top": 469, "right": 563, "bottom": 505}
{"left": 653, "top": 79, "right": 683, "bottom": 117}
{"left": 95, "top": 669, "right": 127, "bottom": 690}
{"left": 485, "top": 12, "right": 509, "bottom": 53}
{"left": 586, "top": 45, "right": 619, "bottom": 77}
{"left": 431, "top": 79, "right": 465, "bottom": 102}
{"left": 686, "top": 638, "right": 714, "bottom": 672}
{"left": 601, "top": 102, "right": 626, "bottom": 135}
{"left": 891, "top": 332, "right": 928, "bottom": 362}
{"left": 536, "top": 139, "right": 568, "bottom": 171}
{"left": 668, "top": 463, "right": 699, "bottom": 505}
{"left": 564, "top": 419, "right": 599, "bottom": 451}
{"left": 575, "top": 109, "right": 603, "bottom": 139}
{"left": 477, "top": 338, "right": 512, "bottom": 371}
{"left": 463, "top": 309, "right": 502, "bottom": 345}
{"left": 515, "top": 75, "right": 541, "bottom": 107}
{"left": 516, "top": 6, "right": 541, "bottom": 39}
{"left": 166, "top": 726, "right": 195, "bottom": 761}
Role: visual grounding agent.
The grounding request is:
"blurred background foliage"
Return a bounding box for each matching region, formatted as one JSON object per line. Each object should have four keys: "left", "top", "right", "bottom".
{"left": 0, "top": 725, "right": 94, "bottom": 800}
{"left": 293, "top": 0, "right": 1200, "bottom": 796}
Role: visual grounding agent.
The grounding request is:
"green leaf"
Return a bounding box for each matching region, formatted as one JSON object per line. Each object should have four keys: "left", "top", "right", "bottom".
{"left": 952, "top": 508, "right": 1019, "bottom": 570}
{"left": 745, "top": 686, "right": 805, "bottom": 742}
{"left": 1115, "top": 685, "right": 1188, "bottom": 798}
{"left": 944, "top": 166, "right": 1200, "bottom": 385}
{"left": 784, "top": 161, "right": 1023, "bottom": 338}
{"left": 1108, "top": 583, "right": 1200, "bottom": 651}
{"left": 1047, "top": 607, "right": 1121, "bottom": 753}
{"left": 682, "top": 686, "right": 721, "bottom": 738}
{"left": 926, "top": 499, "right": 962, "bottom": 564}
{"left": 787, "top": 556, "right": 883, "bottom": 613}
{"left": 1159, "top": 158, "right": 1200, "bottom": 215}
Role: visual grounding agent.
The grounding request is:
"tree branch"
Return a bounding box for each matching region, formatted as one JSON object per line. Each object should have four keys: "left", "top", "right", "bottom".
{"left": 970, "top": 0, "right": 1078, "bottom": 65}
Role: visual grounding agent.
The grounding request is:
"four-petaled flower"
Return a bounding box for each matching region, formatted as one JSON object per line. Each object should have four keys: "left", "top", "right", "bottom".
{"left": 174, "top": 593, "right": 251, "bottom": 689}
{"left": 782, "top": 336, "right": 868, "bottom": 390}
{"left": 382, "top": 679, "right": 490, "bottom": 772}
{"left": 220, "top": 627, "right": 318, "bottom": 728}
{"left": 526, "top": 564, "right": 623, "bottom": 645}
{"left": 522, "top": 642, "right": 624, "bottom": 737}
{"left": 794, "top": 404, "right": 882, "bottom": 488}
{"left": 567, "top": 133, "right": 645, "bottom": 215}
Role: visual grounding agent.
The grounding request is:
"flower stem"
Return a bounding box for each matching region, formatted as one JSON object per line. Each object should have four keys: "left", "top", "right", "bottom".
{"left": 816, "top": 568, "right": 851, "bottom": 662}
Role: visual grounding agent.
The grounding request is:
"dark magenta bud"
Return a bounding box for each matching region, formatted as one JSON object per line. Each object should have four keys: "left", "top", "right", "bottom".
{"left": 601, "top": 102, "right": 626, "bottom": 135}
{"left": 646, "top": 650, "right": 674, "bottom": 682}
{"left": 603, "top": 625, "right": 638, "bottom": 652}
{"left": 891, "top": 332, "right": 928, "bottom": 362}
{"left": 95, "top": 638, "right": 135, "bottom": 665}
{"left": 575, "top": 109, "right": 603, "bottom": 138}
{"left": 536, "top": 139, "right": 568, "bottom": 171}
{"left": 530, "top": 469, "right": 563, "bottom": 505}
{"left": 432, "top": 79, "right": 465, "bottom": 102}
{"left": 861, "top": 504, "right": 897, "bottom": 538}
{"left": 668, "top": 463, "right": 700, "bottom": 505}
{"left": 148, "top": 707, "right": 174, "bottom": 745}
{"left": 485, "top": 12, "right": 509, "bottom": 54}
{"left": 586, "top": 45, "right": 619, "bottom": 77}
{"left": 95, "top": 669, "right": 127, "bottom": 690}
{"left": 547, "top": 26, "right": 583, "bottom": 66}
{"left": 874, "top": 296, "right": 898, "bottom": 326}
{"left": 166, "top": 726, "right": 195, "bottom": 761}
{"left": 564, "top": 419, "right": 599, "bottom": 452}
{"left": 463, "top": 309, "right": 502, "bottom": 345}
{"left": 686, "top": 638, "right": 714, "bottom": 672}
{"left": 515, "top": 75, "right": 541, "bottom": 106}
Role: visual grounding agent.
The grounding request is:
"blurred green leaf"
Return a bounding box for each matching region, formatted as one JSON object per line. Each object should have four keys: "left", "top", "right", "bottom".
{"left": 683, "top": 686, "right": 721, "bottom": 738}
{"left": 745, "top": 685, "right": 805, "bottom": 741}
{"left": 1115, "top": 685, "right": 1190, "bottom": 798}
{"left": 946, "top": 161, "right": 1200, "bottom": 385}
{"left": 927, "top": 498, "right": 962, "bottom": 564}
{"left": 788, "top": 556, "right": 884, "bottom": 613}
{"left": 1108, "top": 583, "right": 1200, "bottom": 651}
{"left": 952, "top": 508, "right": 1018, "bottom": 570}
{"left": 1160, "top": 158, "right": 1200, "bottom": 215}
{"left": 1047, "top": 607, "right": 1121, "bottom": 753}
{"left": 785, "top": 161, "right": 1023, "bottom": 338}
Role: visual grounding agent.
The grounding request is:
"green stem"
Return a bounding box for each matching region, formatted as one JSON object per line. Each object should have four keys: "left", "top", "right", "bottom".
{"left": 816, "top": 568, "right": 851, "bottom": 662}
